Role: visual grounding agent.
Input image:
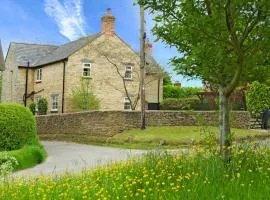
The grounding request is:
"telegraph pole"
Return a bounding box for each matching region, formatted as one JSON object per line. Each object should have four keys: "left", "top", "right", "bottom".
{"left": 140, "top": 5, "right": 146, "bottom": 129}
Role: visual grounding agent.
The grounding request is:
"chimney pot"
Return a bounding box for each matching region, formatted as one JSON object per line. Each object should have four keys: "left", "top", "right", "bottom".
{"left": 145, "top": 39, "right": 153, "bottom": 55}
{"left": 102, "top": 8, "right": 115, "bottom": 35}
{"left": 106, "top": 8, "right": 111, "bottom": 16}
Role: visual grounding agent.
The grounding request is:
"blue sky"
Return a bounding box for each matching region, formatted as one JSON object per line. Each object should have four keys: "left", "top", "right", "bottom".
{"left": 0, "top": 0, "right": 202, "bottom": 87}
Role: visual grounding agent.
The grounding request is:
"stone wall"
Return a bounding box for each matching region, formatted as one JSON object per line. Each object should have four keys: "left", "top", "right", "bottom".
{"left": 36, "top": 111, "right": 250, "bottom": 137}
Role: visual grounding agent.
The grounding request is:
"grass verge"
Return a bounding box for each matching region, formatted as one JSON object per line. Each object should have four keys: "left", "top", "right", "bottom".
{"left": 5, "top": 144, "right": 47, "bottom": 171}
{"left": 1, "top": 143, "right": 270, "bottom": 199}
{"left": 40, "top": 126, "right": 270, "bottom": 149}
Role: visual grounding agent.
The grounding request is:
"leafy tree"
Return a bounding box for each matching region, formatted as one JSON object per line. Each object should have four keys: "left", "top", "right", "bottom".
{"left": 70, "top": 79, "right": 100, "bottom": 111}
{"left": 164, "top": 85, "right": 202, "bottom": 99}
{"left": 140, "top": 0, "right": 270, "bottom": 158}
{"left": 163, "top": 72, "right": 172, "bottom": 86}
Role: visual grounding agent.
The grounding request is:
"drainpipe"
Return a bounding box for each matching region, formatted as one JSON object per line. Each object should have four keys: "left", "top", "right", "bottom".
{"left": 157, "top": 77, "right": 160, "bottom": 110}
{"left": 24, "top": 61, "right": 29, "bottom": 106}
{"left": 62, "top": 61, "right": 66, "bottom": 113}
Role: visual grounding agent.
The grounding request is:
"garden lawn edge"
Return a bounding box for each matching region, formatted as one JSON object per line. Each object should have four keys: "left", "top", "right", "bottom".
{"left": 6, "top": 144, "right": 47, "bottom": 171}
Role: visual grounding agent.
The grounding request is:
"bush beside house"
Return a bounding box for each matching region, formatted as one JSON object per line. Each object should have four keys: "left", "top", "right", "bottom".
{"left": 0, "top": 104, "right": 46, "bottom": 175}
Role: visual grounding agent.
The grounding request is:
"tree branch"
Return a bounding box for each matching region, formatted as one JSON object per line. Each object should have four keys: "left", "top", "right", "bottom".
{"left": 240, "top": 9, "right": 262, "bottom": 46}
{"left": 104, "top": 55, "right": 139, "bottom": 110}
{"left": 204, "top": 0, "right": 212, "bottom": 16}
{"left": 225, "top": 0, "right": 239, "bottom": 50}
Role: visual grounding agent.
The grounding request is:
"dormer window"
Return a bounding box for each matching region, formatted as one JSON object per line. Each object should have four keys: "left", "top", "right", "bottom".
{"left": 36, "top": 68, "right": 42, "bottom": 82}
{"left": 83, "top": 63, "right": 91, "bottom": 77}
{"left": 124, "top": 65, "right": 132, "bottom": 80}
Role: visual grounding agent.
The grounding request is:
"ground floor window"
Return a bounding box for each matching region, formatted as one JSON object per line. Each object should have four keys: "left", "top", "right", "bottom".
{"left": 35, "top": 95, "right": 41, "bottom": 112}
{"left": 124, "top": 97, "right": 132, "bottom": 110}
{"left": 51, "top": 94, "right": 59, "bottom": 112}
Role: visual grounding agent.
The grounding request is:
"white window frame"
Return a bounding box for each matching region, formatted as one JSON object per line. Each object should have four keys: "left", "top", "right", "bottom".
{"left": 35, "top": 96, "right": 41, "bottom": 112}
{"left": 36, "top": 68, "right": 42, "bottom": 82}
{"left": 124, "top": 65, "right": 133, "bottom": 80}
{"left": 124, "top": 97, "right": 132, "bottom": 110}
{"left": 51, "top": 94, "right": 59, "bottom": 112}
{"left": 82, "top": 63, "right": 91, "bottom": 78}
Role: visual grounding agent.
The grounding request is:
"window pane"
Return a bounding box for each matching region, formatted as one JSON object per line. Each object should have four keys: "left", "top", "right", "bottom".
{"left": 125, "top": 71, "right": 132, "bottom": 79}
{"left": 124, "top": 97, "right": 131, "bottom": 110}
{"left": 36, "top": 69, "right": 42, "bottom": 81}
{"left": 51, "top": 95, "right": 58, "bottom": 111}
{"left": 83, "top": 68, "right": 91, "bottom": 77}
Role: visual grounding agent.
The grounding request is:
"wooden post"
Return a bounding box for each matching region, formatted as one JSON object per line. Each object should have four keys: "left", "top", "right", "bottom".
{"left": 140, "top": 5, "right": 146, "bottom": 129}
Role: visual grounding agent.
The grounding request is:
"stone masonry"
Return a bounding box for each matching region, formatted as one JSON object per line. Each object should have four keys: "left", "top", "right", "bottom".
{"left": 36, "top": 111, "right": 251, "bottom": 138}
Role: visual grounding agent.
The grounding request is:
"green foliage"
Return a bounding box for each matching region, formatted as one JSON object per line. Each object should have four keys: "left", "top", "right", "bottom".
{"left": 70, "top": 79, "right": 100, "bottom": 111}
{"left": 160, "top": 98, "right": 200, "bottom": 110}
{"left": 7, "top": 145, "right": 47, "bottom": 171}
{"left": 0, "top": 152, "right": 18, "bottom": 177}
{"left": 246, "top": 81, "right": 270, "bottom": 117}
{"left": 0, "top": 72, "right": 2, "bottom": 102}
{"left": 37, "top": 98, "right": 48, "bottom": 115}
{"left": 163, "top": 72, "right": 172, "bottom": 86}
{"left": 2, "top": 144, "right": 270, "bottom": 199}
{"left": 140, "top": 0, "right": 270, "bottom": 87}
{"left": 28, "top": 102, "right": 36, "bottom": 115}
{"left": 163, "top": 85, "right": 202, "bottom": 99}
{"left": 0, "top": 104, "right": 38, "bottom": 151}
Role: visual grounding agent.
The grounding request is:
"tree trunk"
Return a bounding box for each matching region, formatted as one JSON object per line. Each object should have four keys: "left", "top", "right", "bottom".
{"left": 219, "top": 87, "right": 231, "bottom": 161}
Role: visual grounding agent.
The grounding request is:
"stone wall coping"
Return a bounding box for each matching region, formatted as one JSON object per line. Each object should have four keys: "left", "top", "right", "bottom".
{"left": 36, "top": 110, "right": 250, "bottom": 118}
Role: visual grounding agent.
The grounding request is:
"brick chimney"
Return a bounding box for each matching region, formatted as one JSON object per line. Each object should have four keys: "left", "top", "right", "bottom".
{"left": 102, "top": 8, "right": 115, "bottom": 35}
{"left": 145, "top": 39, "right": 153, "bottom": 55}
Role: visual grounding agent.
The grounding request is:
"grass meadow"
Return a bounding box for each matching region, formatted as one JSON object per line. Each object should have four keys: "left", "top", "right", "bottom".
{"left": 1, "top": 141, "right": 270, "bottom": 200}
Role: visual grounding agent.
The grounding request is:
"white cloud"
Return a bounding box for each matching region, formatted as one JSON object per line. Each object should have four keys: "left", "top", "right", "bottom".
{"left": 44, "top": 0, "right": 87, "bottom": 41}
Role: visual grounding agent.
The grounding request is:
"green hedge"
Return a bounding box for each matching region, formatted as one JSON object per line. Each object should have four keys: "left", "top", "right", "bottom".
{"left": 246, "top": 81, "right": 270, "bottom": 117}
{"left": 7, "top": 145, "right": 47, "bottom": 171}
{"left": 163, "top": 86, "right": 202, "bottom": 99}
{"left": 160, "top": 98, "right": 200, "bottom": 110}
{"left": 0, "top": 104, "right": 38, "bottom": 151}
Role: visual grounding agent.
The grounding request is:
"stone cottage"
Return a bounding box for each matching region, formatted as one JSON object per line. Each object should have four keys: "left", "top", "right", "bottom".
{"left": 1, "top": 9, "right": 163, "bottom": 113}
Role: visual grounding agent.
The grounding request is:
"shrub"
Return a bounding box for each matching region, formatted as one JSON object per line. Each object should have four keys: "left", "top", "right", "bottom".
{"left": 37, "top": 98, "right": 48, "bottom": 115}
{"left": 70, "top": 80, "right": 100, "bottom": 111}
{"left": 163, "top": 85, "right": 202, "bottom": 99}
{"left": 28, "top": 102, "right": 36, "bottom": 115}
{"left": 0, "top": 152, "right": 18, "bottom": 177}
{"left": 7, "top": 145, "right": 47, "bottom": 171}
{"left": 0, "top": 104, "right": 38, "bottom": 151}
{"left": 160, "top": 98, "right": 200, "bottom": 110}
{"left": 246, "top": 81, "right": 270, "bottom": 117}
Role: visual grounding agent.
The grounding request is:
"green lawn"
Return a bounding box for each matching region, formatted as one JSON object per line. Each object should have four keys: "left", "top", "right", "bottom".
{"left": 108, "top": 126, "right": 270, "bottom": 149}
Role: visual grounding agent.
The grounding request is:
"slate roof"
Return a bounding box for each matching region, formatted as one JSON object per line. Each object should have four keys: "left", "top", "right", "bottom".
{"left": 35, "top": 34, "right": 100, "bottom": 66}
{"left": 9, "top": 33, "right": 162, "bottom": 75}
{"left": 11, "top": 43, "right": 58, "bottom": 67}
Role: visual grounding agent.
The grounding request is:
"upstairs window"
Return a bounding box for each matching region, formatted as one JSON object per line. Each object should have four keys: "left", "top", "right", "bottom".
{"left": 124, "top": 97, "right": 132, "bottom": 110}
{"left": 83, "top": 63, "right": 91, "bottom": 77}
{"left": 51, "top": 94, "right": 59, "bottom": 112}
{"left": 124, "top": 65, "right": 132, "bottom": 80}
{"left": 36, "top": 68, "right": 42, "bottom": 81}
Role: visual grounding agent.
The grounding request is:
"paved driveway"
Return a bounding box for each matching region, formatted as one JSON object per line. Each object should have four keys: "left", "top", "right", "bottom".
{"left": 14, "top": 141, "right": 145, "bottom": 177}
